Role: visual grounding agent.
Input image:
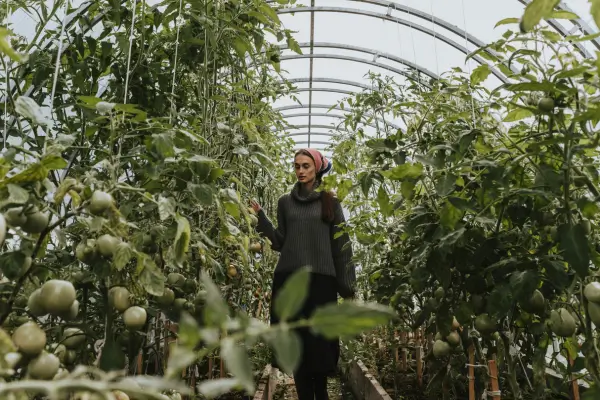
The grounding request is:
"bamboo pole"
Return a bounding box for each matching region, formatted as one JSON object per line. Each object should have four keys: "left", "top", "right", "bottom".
{"left": 468, "top": 346, "right": 475, "bottom": 400}
{"left": 568, "top": 354, "right": 580, "bottom": 400}
{"left": 416, "top": 346, "right": 423, "bottom": 387}
{"left": 488, "top": 360, "right": 501, "bottom": 400}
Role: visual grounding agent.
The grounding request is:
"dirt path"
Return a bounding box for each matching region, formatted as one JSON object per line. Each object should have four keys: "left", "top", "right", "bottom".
{"left": 273, "top": 374, "right": 350, "bottom": 400}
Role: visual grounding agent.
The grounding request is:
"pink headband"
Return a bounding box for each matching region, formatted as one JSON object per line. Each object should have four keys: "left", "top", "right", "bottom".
{"left": 299, "top": 148, "right": 330, "bottom": 174}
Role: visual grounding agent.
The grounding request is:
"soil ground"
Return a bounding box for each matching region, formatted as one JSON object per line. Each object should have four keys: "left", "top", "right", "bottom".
{"left": 273, "top": 372, "right": 354, "bottom": 400}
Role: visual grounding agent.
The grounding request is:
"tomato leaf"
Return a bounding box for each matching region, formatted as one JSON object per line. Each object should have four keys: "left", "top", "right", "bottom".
{"left": 221, "top": 337, "right": 254, "bottom": 393}
{"left": 173, "top": 215, "right": 191, "bottom": 267}
{"left": 0, "top": 251, "right": 26, "bottom": 280}
{"left": 495, "top": 17, "right": 520, "bottom": 28}
{"left": 504, "top": 108, "right": 534, "bottom": 122}
{"left": 263, "top": 327, "right": 301, "bottom": 375}
{"left": 198, "top": 379, "right": 241, "bottom": 399}
{"left": 138, "top": 254, "right": 166, "bottom": 296}
{"left": 274, "top": 267, "right": 311, "bottom": 321}
{"left": 558, "top": 223, "right": 590, "bottom": 278}
{"left": 521, "top": 0, "right": 560, "bottom": 32}
{"left": 310, "top": 301, "right": 396, "bottom": 339}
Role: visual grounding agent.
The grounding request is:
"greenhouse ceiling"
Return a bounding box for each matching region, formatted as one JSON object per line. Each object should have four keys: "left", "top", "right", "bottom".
{"left": 5, "top": 0, "right": 600, "bottom": 160}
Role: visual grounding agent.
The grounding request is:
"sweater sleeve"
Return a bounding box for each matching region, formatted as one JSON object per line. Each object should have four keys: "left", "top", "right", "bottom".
{"left": 331, "top": 199, "right": 356, "bottom": 299}
{"left": 256, "top": 196, "right": 286, "bottom": 252}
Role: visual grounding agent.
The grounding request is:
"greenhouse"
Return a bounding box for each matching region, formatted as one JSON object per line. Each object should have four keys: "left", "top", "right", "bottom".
{"left": 1, "top": 0, "right": 600, "bottom": 399}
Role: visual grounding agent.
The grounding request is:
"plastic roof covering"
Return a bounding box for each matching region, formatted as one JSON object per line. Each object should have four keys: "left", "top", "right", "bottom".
{"left": 4, "top": 1, "right": 600, "bottom": 160}
{"left": 270, "top": 0, "right": 600, "bottom": 159}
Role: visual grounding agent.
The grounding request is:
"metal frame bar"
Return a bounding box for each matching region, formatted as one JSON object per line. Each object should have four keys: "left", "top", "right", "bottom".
{"left": 294, "top": 140, "right": 331, "bottom": 146}
{"left": 284, "top": 132, "right": 335, "bottom": 138}
{"left": 278, "top": 103, "right": 403, "bottom": 130}
{"left": 276, "top": 124, "right": 344, "bottom": 131}
{"left": 277, "top": 42, "right": 439, "bottom": 80}
{"left": 290, "top": 87, "right": 356, "bottom": 96}
{"left": 280, "top": 53, "right": 428, "bottom": 84}
{"left": 276, "top": 6, "right": 516, "bottom": 83}
{"left": 280, "top": 77, "right": 371, "bottom": 90}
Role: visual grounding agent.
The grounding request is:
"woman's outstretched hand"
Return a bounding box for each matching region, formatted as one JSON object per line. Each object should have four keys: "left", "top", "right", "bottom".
{"left": 250, "top": 199, "right": 262, "bottom": 213}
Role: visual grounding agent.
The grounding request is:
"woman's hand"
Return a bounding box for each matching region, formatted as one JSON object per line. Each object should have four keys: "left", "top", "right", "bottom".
{"left": 250, "top": 199, "right": 262, "bottom": 213}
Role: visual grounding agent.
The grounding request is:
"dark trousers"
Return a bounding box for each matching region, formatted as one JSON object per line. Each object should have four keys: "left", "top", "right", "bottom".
{"left": 294, "top": 369, "right": 329, "bottom": 400}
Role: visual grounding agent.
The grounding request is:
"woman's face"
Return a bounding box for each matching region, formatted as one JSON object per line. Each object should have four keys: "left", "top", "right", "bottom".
{"left": 294, "top": 154, "right": 317, "bottom": 184}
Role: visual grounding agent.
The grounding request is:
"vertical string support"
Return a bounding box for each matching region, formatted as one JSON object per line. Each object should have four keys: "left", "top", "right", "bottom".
{"left": 169, "top": 0, "right": 184, "bottom": 125}
{"left": 460, "top": 0, "right": 477, "bottom": 127}
{"left": 3, "top": 0, "right": 10, "bottom": 149}
{"left": 48, "top": 0, "right": 71, "bottom": 140}
{"left": 123, "top": 0, "right": 139, "bottom": 106}
{"left": 429, "top": 0, "right": 440, "bottom": 78}
{"left": 407, "top": 2, "right": 422, "bottom": 90}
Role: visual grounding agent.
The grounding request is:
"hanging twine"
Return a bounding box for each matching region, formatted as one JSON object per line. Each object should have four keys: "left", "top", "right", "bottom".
{"left": 48, "top": 0, "right": 71, "bottom": 139}
{"left": 3, "top": 0, "right": 10, "bottom": 149}
{"left": 169, "top": 0, "right": 184, "bottom": 124}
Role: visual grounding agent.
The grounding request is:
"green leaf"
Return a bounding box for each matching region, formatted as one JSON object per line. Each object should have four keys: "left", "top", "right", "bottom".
{"left": 504, "top": 108, "right": 534, "bottom": 122}
{"left": 41, "top": 155, "right": 68, "bottom": 170}
{"left": 386, "top": 163, "right": 423, "bottom": 180}
{"left": 400, "top": 180, "right": 415, "bottom": 200}
{"left": 274, "top": 267, "right": 310, "bottom": 321}
{"left": 436, "top": 174, "right": 456, "bottom": 197}
{"left": 286, "top": 36, "right": 302, "bottom": 55}
{"left": 521, "top": 0, "right": 560, "bottom": 32}
{"left": 495, "top": 17, "right": 520, "bottom": 28}
{"left": 470, "top": 64, "right": 491, "bottom": 85}
{"left": 113, "top": 242, "right": 133, "bottom": 271}
{"left": 198, "top": 379, "right": 241, "bottom": 399}
{"left": 440, "top": 201, "right": 461, "bottom": 229}
{"left": 509, "top": 270, "right": 539, "bottom": 302}
{"left": 591, "top": 0, "right": 600, "bottom": 31}
{"left": 138, "top": 254, "right": 166, "bottom": 296}
{"left": 376, "top": 186, "right": 393, "bottom": 216}
{"left": 264, "top": 327, "right": 301, "bottom": 375}
{"left": 549, "top": 10, "right": 579, "bottom": 20}
{"left": 200, "top": 271, "right": 229, "bottom": 326}
{"left": 98, "top": 338, "right": 126, "bottom": 371}
{"left": 158, "top": 196, "right": 176, "bottom": 221}
{"left": 173, "top": 215, "right": 191, "bottom": 267}
{"left": 558, "top": 223, "right": 590, "bottom": 278}
{"left": 221, "top": 337, "right": 254, "bottom": 393}
{"left": 6, "top": 184, "right": 29, "bottom": 204}
{"left": 310, "top": 301, "right": 396, "bottom": 339}
{"left": 188, "top": 183, "right": 215, "bottom": 206}
{"left": 0, "top": 28, "right": 26, "bottom": 62}
{"left": 578, "top": 198, "right": 599, "bottom": 218}
{"left": 165, "top": 344, "right": 198, "bottom": 378}
{"left": 178, "top": 312, "right": 201, "bottom": 348}
{"left": 0, "top": 251, "right": 27, "bottom": 280}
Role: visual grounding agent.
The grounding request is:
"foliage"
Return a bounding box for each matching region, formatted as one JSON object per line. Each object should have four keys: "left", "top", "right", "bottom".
{"left": 0, "top": 0, "right": 396, "bottom": 398}
{"left": 326, "top": 5, "right": 600, "bottom": 400}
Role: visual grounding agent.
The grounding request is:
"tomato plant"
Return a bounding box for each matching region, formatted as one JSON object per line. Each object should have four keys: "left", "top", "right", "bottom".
{"left": 326, "top": 4, "right": 600, "bottom": 399}
{"left": 0, "top": 0, "right": 397, "bottom": 398}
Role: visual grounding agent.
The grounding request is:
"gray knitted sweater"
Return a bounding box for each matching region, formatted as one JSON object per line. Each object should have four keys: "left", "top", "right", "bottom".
{"left": 256, "top": 182, "right": 356, "bottom": 298}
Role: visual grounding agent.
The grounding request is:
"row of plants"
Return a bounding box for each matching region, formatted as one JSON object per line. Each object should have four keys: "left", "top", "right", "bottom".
{"left": 326, "top": 2, "right": 600, "bottom": 399}
{"left": 0, "top": 0, "right": 396, "bottom": 398}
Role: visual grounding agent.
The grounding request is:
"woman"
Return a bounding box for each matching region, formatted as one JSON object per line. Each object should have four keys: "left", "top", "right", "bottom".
{"left": 250, "top": 148, "right": 356, "bottom": 400}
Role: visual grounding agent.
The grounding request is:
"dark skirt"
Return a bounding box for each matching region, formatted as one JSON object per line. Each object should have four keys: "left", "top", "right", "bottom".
{"left": 270, "top": 271, "right": 340, "bottom": 377}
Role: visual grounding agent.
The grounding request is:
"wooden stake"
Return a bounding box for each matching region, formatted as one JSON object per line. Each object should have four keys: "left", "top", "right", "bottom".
{"left": 488, "top": 359, "right": 501, "bottom": 400}
{"left": 468, "top": 346, "right": 475, "bottom": 400}
{"left": 400, "top": 348, "right": 407, "bottom": 372}
{"left": 136, "top": 352, "right": 142, "bottom": 375}
{"left": 568, "top": 354, "right": 580, "bottom": 400}
{"left": 208, "top": 357, "right": 214, "bottom": 379}
{"left": 416, "top": 346, "right": 423, "bottom": 387}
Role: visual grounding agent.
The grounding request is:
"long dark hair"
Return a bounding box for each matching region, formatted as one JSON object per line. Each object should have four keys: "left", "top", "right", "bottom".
{"left": 295, "top": 149, "right": 335, "bottom": 223}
